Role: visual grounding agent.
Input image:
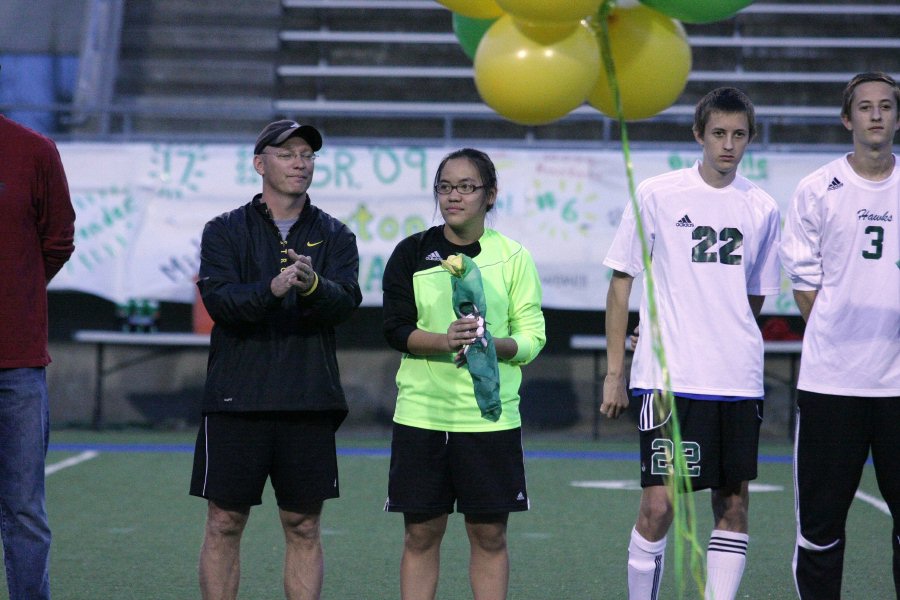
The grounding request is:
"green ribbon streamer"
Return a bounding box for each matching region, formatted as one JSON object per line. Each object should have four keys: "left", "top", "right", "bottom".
{"left": 593, "top": 2, "right": 705, "bottom": 596}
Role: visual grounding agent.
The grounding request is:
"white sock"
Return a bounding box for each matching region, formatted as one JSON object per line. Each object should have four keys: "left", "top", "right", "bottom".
{"left": 705, "top": 529, "right": 748, "bottom": 600}
{"left": 628, "top": 527, "right": 666, "bottom": 600}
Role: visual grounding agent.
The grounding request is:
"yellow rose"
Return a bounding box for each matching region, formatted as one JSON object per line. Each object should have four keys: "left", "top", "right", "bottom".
{"left": 440, "top": 254, "right": 466, "bottom": 278}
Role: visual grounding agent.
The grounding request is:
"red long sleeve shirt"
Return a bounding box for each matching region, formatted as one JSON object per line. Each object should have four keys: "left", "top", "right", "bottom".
{"left": 0, "top": 116, "right": 76, "bottom": 367}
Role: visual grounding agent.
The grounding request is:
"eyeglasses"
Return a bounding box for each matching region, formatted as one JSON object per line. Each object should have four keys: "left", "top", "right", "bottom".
{"left": 262, "top": 151, "right": 318, "bottom": 162}
{"left": 434, "top": 182, "right": 485, "bottom": 195}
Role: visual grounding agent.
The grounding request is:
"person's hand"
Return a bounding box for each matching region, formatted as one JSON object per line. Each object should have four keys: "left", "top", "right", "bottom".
{"left": 629, "top": 323, "right": 640, "bottom": 351}
{"left": 600, "top": 374, "right": 629, "bottom": 419}
{"left": 269, "top": 250, "right": 317, "bottom": 297}
{"left": 450, "top": 313, "right": 488, "bottom": 367}
{"left": 446, "top": 314, "right": 481, "bottom": 352}
{"left": 288, "top": 250, "right": 317, "bottom": 294}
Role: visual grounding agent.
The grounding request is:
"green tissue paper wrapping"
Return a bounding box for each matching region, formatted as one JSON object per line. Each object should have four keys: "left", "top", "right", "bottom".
{"left": 441, "top": 254, "right": 501, "bottom": 422}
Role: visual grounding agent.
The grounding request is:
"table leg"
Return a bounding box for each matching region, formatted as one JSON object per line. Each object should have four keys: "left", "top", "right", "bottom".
{"left": 592, "top": 350, "right": 601, "bottom": 440}
{"left": 91, "top": 343, "right": 104, "bottom": 430}
{"left": 787, "top": 355, "right": 798, "bottom": 440}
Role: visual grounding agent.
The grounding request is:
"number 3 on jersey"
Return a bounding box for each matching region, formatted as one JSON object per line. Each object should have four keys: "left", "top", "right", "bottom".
{"left": 862, "top": 225, "right": 884, "bottom": 260}
{"left": 691, "top": 226, "right": 743, "bottom": 265}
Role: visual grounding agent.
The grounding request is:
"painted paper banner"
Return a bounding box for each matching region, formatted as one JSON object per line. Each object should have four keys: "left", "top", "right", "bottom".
{"left": 53, "top": 143, "right": 834, "bottom": 314}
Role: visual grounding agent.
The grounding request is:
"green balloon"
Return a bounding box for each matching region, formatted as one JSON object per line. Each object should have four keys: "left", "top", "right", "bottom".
{"left": 638, "top": 0, "right": 753, "bottom": 23}
{"left": 452, "top": 13, "right": 498, "bottom": 61}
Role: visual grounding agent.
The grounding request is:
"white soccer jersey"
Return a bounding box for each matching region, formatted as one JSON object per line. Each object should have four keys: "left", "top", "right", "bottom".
{"left": 780, "top": 154, "right": 900, "bottom": 396}
{"left": 604, "top": 162, "right": 782, "bottom": 397}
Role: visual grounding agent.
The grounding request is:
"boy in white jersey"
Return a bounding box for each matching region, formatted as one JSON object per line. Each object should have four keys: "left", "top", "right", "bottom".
{"left": 602, "top": 87, "right": 782, "bottom": 600}
{"left": 781, "top": 72, "right": 900, "bottom": 600}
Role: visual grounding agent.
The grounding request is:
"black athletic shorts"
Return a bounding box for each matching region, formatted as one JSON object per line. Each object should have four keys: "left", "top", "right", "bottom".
{"left": 190, "top": 411, "right": 339, "bottom": 511}
{"left": 385, "top": 423, "right": 529, "bottom": 515}
{"left": 638, "top": 394, "right": 762, "bottom": 491}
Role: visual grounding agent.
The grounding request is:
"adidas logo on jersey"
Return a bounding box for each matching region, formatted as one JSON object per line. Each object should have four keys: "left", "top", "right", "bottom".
{"left": 827, "top": 177, "right": 843, "bottom": 191}
{"left": 425, "top": 250, "right": 443, "bottom": 262}
{"left": 675, "top": 214, "right": 694, "bottom": 227}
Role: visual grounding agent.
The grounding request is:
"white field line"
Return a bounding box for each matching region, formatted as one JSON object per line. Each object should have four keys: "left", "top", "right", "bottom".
{"left": 45, "top": 450, "right": 99, "bottom": 475}
{"left": 570, "top": 480, "right": 783, "bottom": 492}
{"left": 855, "top": 490, "right": 890, "bottom": 516}
{"left": 571, "top": 480, "right": 890, "bottom": 516}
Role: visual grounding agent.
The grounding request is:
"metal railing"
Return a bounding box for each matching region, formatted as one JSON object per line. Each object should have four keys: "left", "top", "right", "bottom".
{"left": 6, "top": 0, "right": 892, "bottom": 152}
{"left": 269, "top": 0, "right": 897, "bottom": 150}
{"left": 282, "top": 0, "right": 900, "bottom": 14}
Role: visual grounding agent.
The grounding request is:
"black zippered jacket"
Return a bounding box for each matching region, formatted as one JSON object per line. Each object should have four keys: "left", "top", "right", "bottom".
{"left": 197, "top": 194, "right": 361, "bottom": 425}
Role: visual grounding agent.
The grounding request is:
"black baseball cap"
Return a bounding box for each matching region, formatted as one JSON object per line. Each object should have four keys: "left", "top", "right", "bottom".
{"left": 254, "top": 119, "right": 323, "bottom": 155}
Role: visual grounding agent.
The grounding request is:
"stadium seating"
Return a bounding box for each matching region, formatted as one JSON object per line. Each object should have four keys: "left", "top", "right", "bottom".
{"left": 71, "top": 0, "right": 900, "bottom": 149}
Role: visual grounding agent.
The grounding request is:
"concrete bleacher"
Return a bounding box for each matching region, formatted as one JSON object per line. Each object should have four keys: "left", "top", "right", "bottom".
{"left": 110, "top": 0, "right": 281, "bottom": 136}
{"left": 9, "top": 0, "right": 899, "bottom": 147}
{"left": 273, "top": 0, "right": 900, "bottom": 150}
{"left": 0, "top": 0, "right": 900, "bottom": 150}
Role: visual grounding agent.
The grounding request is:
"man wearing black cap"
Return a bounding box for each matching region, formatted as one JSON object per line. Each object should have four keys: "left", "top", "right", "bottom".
{"left": 190, "top": 119, "right": 361, "bottom": 600}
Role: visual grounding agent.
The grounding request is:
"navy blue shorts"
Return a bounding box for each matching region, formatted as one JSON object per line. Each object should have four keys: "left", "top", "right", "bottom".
{"left": 190, "top": 411, "right": 339, "bottom": 511}
{"left": 638, "top": 394, "right": 762, "bottom": 491}
{"left": 385, "top": 423, "right": 529, "bottom": 515}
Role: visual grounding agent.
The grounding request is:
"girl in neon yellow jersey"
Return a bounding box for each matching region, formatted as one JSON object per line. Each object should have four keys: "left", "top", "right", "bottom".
{"left": 382, "top": 148, "right": 546, "bottom": 600}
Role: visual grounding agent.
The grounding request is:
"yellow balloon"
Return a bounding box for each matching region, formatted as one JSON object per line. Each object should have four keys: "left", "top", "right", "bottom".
{"left": 436, "top": 0, "right": 505, "bottom": 19}
{"left": 496, "top": 0, "right": 603, "bottom": 23}
{"left": 474, "top": 16, "right": 600, "bottom": 125}
{"left": 588, "top": 4, "right": 691, "bottom": 120}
